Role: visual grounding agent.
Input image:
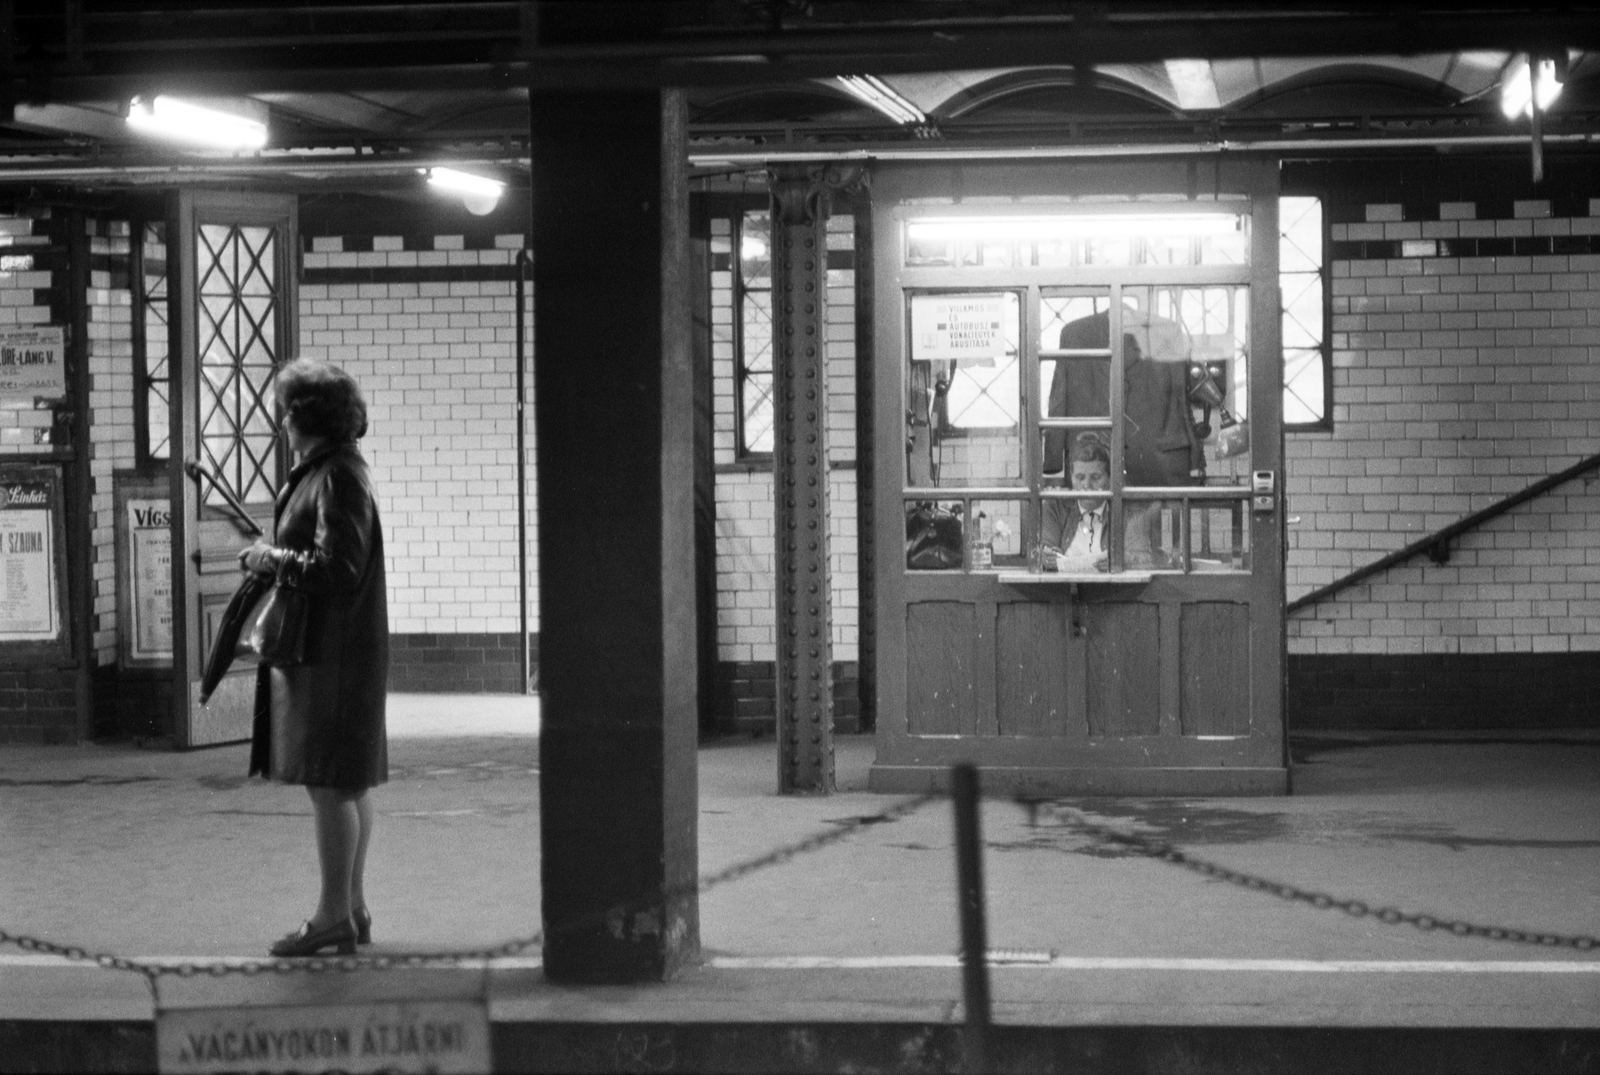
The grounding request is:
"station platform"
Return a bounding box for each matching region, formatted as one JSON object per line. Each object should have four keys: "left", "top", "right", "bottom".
{"left": 1, "top": 695, "right": 1597, "bottom": 1073}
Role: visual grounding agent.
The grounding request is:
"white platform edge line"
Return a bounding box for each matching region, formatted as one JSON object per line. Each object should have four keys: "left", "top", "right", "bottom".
{"left": 4, "top": 954, "right": 1598, "bottom": 973}
{"left": 707, "top": 956, "right": 1600, "bottom": 973}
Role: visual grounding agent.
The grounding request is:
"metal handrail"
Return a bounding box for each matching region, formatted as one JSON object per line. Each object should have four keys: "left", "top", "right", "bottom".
{"left": 183, "top": 459, "right": 264, "bottom": 538}
{"left": 1287, "top": 451, "right": 1600, "bottom": 614}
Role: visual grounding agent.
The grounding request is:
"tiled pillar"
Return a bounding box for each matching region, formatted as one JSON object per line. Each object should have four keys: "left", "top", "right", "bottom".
{"left": 532, "top": 89, "right": 699, "bottom": 983}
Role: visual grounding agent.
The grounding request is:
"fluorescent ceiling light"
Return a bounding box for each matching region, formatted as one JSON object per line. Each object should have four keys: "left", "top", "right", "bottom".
{"left": 425, "top": 167, "right": 505, "bottom": 215}
{"left": 836, "top": 75, "right": 926, "bottom": 125}
{"left": 1165, "top": 59, "right": 1222, "bottom": 110}
{"left": 1500, "top": 55, "right": 1562, "bottom": 118}
{"left": 126, "top": 96, "right": 268, "bottom": 151}
{"left": 426, "top": 167, "right": 505, "bottom": 198}
{"left": 908, "top": 213, "right": 1245, "bottom": 241}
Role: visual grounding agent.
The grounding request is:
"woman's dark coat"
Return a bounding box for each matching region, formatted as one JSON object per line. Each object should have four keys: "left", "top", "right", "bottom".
{"left": 248, "top": 443, "right": 388, "bottom": 789}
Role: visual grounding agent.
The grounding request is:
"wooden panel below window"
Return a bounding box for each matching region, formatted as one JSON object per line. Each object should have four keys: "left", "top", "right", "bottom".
{"left": 906, "top": 601, "right": 975, "bottom": 735}
{"left": 995, "top": 601, "right": 1069, "bottom": 736}
{"left": 1086, "top": 601, "right": 1161, "bottom": 736}
{"left": 1181, "top": 601, "right": 1250, "bottom": 735}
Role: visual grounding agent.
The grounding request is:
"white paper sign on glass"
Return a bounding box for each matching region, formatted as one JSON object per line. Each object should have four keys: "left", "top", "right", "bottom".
{"left": 910, "top": 292, "right": 1016, "bottom": 364}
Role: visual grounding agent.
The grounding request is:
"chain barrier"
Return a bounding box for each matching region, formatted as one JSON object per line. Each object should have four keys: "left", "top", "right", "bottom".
{"left": 7, "top": 785, "right": 1591, "bottom": 984}
{"left": 0, "top": 793, "right": 939, "bottom": 983}
{"left": 1024, "top": 800, "right": 1599, "bottom": 952}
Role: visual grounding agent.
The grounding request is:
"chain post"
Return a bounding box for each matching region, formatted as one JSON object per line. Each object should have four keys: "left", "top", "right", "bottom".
{"left": 952, "top": 764, "right": 992, "bottom": 1075}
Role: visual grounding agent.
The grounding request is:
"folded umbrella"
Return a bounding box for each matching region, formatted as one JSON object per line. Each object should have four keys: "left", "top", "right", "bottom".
{"left": 199, "top": 570, "right": 272, "bottom": 705}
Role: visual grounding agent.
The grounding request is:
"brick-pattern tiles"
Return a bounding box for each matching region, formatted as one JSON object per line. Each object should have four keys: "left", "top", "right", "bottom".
{"left": 1288, "top": 197, "right": 1600, "bottom": 657}
{"left": 714, "top": 659, "right": 860, "bottom": 734}
{"left": 87, "top": 220, "right": 135, "bottom": 666}
{"left": 0, "top": 668, "right": 78, "bottom": 743}
{"left": 712, "top": 213, "right": 858, "bottom": 665}
{"left": 297, "top": 254, "right": 536, "bottom": 638}
{"left": 386, "top": 633, "right": 534, "bottom": 694}
{"left": 1288, "top": 652, "right": 1600, "bottom": 730}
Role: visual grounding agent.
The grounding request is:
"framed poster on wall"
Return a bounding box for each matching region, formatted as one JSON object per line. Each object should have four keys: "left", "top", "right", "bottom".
{"left": 0, "top": 325, "right": 66, "bottom": 404}
{"left": 114, "top": 474, "right": 174, "bottom": 668}
{"left": 0, "top": 463, "right": 69, "bottom": 665}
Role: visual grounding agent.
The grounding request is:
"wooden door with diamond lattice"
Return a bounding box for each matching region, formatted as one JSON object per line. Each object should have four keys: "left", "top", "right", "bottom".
{"left": 169, "top": 191, "right": 298, "bottom": 748}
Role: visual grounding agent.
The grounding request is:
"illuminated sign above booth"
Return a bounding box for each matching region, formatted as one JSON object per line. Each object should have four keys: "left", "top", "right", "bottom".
{"left": 905, "top": 210, "right": 1250, "bottom": 269}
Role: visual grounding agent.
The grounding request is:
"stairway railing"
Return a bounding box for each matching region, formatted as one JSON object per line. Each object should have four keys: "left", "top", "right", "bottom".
{"left": 1286, "top": 451, "right": 1600, "bottom": 614}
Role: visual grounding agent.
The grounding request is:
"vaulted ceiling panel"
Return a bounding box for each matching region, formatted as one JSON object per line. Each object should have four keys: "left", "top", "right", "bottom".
{"left": 0, "top": 4, "right": 1594, "bottom": 189}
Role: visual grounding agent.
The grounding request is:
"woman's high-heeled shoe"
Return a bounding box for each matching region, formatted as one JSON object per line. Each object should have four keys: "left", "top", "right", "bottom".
{"left": 353, "top": 906, "right": 372, "bottom": 946}
{"left": 270, "top": 917, "right": 357, "bottom": 957}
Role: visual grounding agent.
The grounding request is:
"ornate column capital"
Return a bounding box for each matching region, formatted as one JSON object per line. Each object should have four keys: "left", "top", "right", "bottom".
{"left": 768, "top": 163, "right": 870, "bottom": 225}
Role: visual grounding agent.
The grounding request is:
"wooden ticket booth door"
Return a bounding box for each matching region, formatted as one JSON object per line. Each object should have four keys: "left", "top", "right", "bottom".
{"left": 869, "top": 158, "right": 1288, "bottom": 796}
{"left": 168, "top": 191, "right": 298, "bottom": 748}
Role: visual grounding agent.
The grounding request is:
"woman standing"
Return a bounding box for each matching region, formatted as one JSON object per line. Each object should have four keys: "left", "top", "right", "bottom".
{"left": 240, "top": 358, "right": 389, "bottom": 957}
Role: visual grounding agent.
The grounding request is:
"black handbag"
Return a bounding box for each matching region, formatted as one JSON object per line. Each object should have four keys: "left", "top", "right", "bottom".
{"left": 236, "top": 582, "right": 309, "bottom": 665}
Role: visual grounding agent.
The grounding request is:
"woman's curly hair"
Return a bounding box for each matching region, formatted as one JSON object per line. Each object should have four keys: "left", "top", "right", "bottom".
{"left": 277, "top": 358, "right": 368, "bottom": 443}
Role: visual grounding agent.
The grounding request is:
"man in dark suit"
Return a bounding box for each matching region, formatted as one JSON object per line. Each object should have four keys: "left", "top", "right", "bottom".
{"left": 1042, "top": 309, "right": 1202, "bottom": 485}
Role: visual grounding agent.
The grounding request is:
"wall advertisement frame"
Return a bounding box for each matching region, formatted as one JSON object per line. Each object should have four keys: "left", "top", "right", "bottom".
{"left": 0, "top": 462, "right": 70, "bottom": 665}
{"left": 115, "top": 473, "right": 174, "bottom": 668}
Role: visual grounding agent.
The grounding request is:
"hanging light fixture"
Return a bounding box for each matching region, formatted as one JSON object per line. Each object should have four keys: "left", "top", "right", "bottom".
{"left": 1500, "top": 54, "right": 1563, "bottom": 119}
{"left": 126, "top": 96, "right": 268, "bottom": 151}
{"left": 1500, "top": 53, "right": 1565, "bottom": 184}
{"left": 836, "top": 75, "right": 926, "bottom": 125}
{"left": 424, "top": 167, "right": 505, "bottom": 215}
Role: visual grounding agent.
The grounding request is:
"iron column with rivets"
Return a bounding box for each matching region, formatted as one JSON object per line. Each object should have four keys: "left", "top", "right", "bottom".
{"left": 770, "top": 163, "right": 838, "bottom": 794}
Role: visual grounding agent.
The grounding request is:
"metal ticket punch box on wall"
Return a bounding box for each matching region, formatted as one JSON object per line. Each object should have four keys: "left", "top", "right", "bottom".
{"left": 1252, "top": 470, "right": 1276, "bottom": 514}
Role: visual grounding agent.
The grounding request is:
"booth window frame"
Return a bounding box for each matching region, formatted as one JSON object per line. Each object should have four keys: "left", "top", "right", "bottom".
{"left": 894, "top": 203, "right": 1260, "bottom": 576}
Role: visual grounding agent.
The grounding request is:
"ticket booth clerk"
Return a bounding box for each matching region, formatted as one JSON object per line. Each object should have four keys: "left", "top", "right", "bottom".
{"left": 869, "top": 159, "right": 1288, "bottom": 796}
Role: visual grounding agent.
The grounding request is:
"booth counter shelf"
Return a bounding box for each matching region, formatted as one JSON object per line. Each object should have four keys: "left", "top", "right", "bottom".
{"left": 996, "top": 571, "right": 1154, "bottom": 585}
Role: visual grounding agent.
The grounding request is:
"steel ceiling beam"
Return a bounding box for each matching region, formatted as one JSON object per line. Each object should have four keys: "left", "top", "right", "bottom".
{"left": 5, "top": 5, "right": 1600, "bottom": 98}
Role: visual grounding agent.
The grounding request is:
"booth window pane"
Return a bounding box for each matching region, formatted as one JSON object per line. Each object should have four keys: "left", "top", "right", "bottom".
{"left": 1188, "top": 502, "right": 1251, "bottom": 572}
{"left": 905, "top": 499, "right": 966, "bottom": 570}
{"left": 905, "top": 291, "right": 1023, "bottom": 488}
{"left": 1280, "top": 196, "right": 1329, "bottom": 429}
{"left": 1121, "top": 285, "right": 1249, "bottom": 487}
{"left": 944, "top": 352, "right": 1018, "bottom": 430}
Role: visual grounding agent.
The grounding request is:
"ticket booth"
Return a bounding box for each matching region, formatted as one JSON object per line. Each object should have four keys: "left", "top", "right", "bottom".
{"left": 869, "top": 158, "right": 1288, "bottom": 796}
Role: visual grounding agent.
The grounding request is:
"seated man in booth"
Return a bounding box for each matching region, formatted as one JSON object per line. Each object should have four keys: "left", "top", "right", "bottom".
{"left": 1042, "top": 308, "right": 1199, "bottom": 570}
{"left": 1041, "top": 433, "right": 1156, "bottom": 572}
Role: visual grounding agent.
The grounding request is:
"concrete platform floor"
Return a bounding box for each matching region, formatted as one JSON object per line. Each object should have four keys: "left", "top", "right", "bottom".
{"left": 1, "top": 695, "right": 1598, "bottom": 1073}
